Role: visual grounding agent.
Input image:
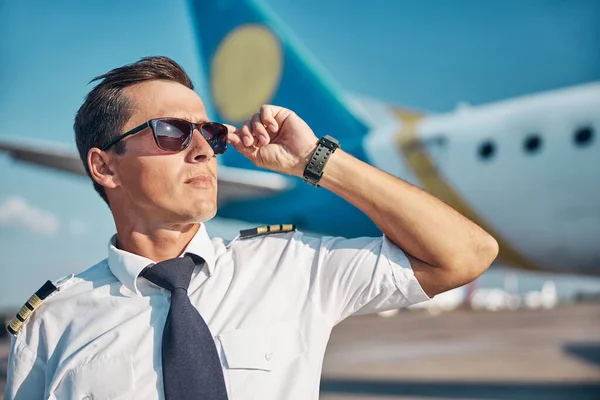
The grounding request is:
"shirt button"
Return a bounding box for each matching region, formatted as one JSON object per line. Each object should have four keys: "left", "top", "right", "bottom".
{"left": 265, "top": 352, "right": 274, "bottom": 361}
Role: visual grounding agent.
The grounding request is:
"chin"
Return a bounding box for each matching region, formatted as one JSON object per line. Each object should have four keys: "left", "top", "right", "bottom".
{"left": 186, "top": 201, "right": 217, "bottom": 223}
{"left": 164, "top": 192, "right": 217, "bottom": 223}
{"left": 192, "top": 208, "right": 217, "bottom": 223}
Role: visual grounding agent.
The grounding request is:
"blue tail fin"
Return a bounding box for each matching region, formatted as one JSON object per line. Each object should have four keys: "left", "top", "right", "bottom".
{"left": 188, "top": 0, "right": 369, "bottom": 169}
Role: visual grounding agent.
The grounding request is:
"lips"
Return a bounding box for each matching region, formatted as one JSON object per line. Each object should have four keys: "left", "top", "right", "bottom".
{"left": 185, "top": 175, "right": 214, "bottom": 187}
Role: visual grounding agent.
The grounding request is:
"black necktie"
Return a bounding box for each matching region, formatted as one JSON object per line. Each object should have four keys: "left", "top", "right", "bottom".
{"left": 142, "top": 254, "right": 228, "bottom": 400}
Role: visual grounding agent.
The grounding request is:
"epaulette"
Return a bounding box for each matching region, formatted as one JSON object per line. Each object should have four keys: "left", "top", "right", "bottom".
{"left": 239, "top": 224, "right": 296, "bottom": 239}
{"left": 7, "top": 280, "right": 58, "bottom": 335}
{"left": 6, "top": 273, "right": 74, "bottom": 336}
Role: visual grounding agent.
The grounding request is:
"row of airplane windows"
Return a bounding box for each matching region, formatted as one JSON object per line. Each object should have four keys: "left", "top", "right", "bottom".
{"left": 478, "top": 126, "right": 594, "bottom": 159}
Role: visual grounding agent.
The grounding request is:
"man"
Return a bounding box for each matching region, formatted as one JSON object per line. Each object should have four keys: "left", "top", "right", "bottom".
{"left": 4, "top": 56, "right": 498, "bottom": 399}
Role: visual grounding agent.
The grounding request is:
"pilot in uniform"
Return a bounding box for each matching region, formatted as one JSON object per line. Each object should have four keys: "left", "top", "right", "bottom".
{"left": 4, "top": 56, "right": 497, "bottom": 399}
{"left": 5, "top": 223, "right": 429, "bottom": 399}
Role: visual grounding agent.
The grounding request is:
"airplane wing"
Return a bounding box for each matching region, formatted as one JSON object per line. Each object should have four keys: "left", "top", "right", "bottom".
{"left": 0, "top": 139, "right": 86, "bottom": 176}
{"left": 0, "top": 137, "right": 294, "bottom": 204}
{"left": 216, "top": 165, "right": 293, "bottom": 203}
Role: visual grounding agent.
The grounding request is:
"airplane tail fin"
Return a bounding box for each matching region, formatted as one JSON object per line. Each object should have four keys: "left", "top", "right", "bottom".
{"left": 188, "top": 0, "right": 370, "bottom": 168}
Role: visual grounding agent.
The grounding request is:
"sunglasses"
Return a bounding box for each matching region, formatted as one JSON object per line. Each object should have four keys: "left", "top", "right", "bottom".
{"left": 101, "top": 118, "right": 228, "bottom": 154}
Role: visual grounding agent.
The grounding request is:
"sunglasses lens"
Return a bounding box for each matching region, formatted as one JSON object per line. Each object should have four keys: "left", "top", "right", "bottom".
{"left": 200, "top": 122, "right": 228, "bottom": 154}
{"left": 155, "top": 119, "right": 191, "bottom": 151}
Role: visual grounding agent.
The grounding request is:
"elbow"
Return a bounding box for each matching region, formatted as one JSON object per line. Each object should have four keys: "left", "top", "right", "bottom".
{"left": 479, "top": 234, "right": 499, "bottom": 273}
{"left": 448, "top": 232, "right": 499, "bottom": 285}
{"left": 468, "top": 233, "right": 499, "bottom": 281}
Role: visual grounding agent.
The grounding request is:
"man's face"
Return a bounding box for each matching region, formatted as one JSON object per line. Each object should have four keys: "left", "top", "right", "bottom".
{"left": 109, "top": 80, "right": 218, "bottom": 224}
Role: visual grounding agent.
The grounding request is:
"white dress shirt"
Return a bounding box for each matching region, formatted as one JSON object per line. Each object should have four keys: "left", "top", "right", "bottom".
{"left": 5, "top": 224, "right": 429, "bottom": 400}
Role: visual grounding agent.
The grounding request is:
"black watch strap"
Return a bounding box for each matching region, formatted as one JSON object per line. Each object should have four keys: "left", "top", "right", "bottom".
{"left": 303, "top": 135, "right": 340, "bottom": 187}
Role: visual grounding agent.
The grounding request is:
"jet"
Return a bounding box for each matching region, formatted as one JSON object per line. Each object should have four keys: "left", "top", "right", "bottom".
{"left": 1, "top": 0, "right": 599, "bottom": 276}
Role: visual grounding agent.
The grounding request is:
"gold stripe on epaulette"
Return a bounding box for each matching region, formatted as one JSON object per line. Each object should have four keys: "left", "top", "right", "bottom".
{"left": 281, "top": 224, "right": 294, "bottom": 232}
{"left": 17, "top": 304, "right": 33, "bottom": 322}
{"left": 28, "top": 294, "right": 43, "bottom": 309}
{"left": 269, "top": 225, "right": 281, "bottom": 233}
{"left": 7, "top": 319, "right": 22, "bottom": 336}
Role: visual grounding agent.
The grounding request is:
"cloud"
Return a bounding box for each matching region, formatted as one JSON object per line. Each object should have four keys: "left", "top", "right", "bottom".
{"left": 0, "top": 196, "right": 60, "bottom": 235}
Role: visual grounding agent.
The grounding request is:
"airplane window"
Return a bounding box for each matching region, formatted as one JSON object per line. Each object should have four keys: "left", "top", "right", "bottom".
{"left": 478, "top": 140, "right": 495, "bottom": 160}
{"left": 524, "top": 134, "right": 542, "bottom": 154}
{"left": 574, "top": 126, "right": 594, "bottom": 147}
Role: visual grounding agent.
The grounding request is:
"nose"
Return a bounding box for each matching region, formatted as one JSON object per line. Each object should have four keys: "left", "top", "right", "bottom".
{"left": 185, "top": 128, "right": 215, "bottom": 163}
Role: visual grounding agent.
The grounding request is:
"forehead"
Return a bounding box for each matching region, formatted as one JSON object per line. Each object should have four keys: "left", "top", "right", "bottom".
{"left": 125, "top": 80, "right": 207, "bottom": 124}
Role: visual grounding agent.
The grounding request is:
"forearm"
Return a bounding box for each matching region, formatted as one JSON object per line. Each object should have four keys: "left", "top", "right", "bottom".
{"left": 232, "top": 104, "right": 497, "bottom": 295}
{"left": 318, "top": 149, "right": 498, "bottom": 274}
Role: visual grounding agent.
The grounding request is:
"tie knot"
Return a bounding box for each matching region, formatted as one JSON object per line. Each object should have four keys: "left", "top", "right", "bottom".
{"left": 142, "top": 254, "right": 203, "bottom": 292}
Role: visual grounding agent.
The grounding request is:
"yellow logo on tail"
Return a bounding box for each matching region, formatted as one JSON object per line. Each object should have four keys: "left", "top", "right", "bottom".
{"left": 211, "top": 24, "right": 283, "bottom": 123}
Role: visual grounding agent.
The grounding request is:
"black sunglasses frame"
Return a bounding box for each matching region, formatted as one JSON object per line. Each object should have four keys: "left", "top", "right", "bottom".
{"left": 101, "top": 118, "right": 228, "bottom": 154}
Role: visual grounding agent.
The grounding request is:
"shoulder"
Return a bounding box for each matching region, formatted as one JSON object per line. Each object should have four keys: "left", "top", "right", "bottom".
{"left": 7, "top": 258, "right": 116, "bottom": 338}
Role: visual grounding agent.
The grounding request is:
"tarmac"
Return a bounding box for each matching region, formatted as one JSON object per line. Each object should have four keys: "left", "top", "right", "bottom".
{"left": 1, "top": 303, "right": 599, "bottom": 399}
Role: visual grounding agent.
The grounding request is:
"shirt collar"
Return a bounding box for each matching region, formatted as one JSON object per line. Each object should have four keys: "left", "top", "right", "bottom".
{"left": 107, "top": 223, "right": 215, "bottom": 296}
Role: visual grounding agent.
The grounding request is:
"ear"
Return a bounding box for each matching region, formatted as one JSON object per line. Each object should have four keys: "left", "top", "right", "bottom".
{"left": 88, "top": 148, "right": 119, "bottom": 189}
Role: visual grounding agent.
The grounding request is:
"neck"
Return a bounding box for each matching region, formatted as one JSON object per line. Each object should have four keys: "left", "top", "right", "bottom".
{"left": 114, "top": 218, "right": 201, "bottom": 263}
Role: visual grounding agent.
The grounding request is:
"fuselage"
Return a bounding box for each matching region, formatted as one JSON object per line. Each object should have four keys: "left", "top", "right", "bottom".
{"left": 360, "top": 82, "right": 600, "bottom": 275}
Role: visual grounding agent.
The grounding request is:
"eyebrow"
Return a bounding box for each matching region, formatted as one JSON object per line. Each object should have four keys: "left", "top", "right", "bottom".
{"left": 183, "top": 116, "right": 209, "bottom": 124}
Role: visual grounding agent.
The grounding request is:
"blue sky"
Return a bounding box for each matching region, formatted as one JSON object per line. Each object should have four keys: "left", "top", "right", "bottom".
{"left": 1, "top": 0, "right": 599, "bottom": 308}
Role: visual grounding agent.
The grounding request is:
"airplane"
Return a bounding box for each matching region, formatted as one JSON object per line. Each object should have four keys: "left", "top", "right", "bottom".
{"left": 0, "top": 0, "right": 599, "bottom": 278}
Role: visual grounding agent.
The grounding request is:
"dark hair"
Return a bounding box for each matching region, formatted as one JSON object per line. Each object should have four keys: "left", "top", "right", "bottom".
{"left": 73, "top": 56, "right": 194, "bottom": 207}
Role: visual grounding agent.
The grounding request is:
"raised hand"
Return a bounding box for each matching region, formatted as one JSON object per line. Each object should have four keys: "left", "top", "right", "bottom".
{"left": 226, "top": 105, "right": 319, "bottom": 177}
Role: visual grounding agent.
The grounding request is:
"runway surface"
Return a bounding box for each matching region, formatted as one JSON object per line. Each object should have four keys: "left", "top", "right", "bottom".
{"left": 1, "top": 303, "right": 599, "bottom": 399}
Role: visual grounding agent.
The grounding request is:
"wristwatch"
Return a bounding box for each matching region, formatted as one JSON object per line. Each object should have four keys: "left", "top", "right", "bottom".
{"left": 303, "top": 135, "right": 340, "bottom": 187}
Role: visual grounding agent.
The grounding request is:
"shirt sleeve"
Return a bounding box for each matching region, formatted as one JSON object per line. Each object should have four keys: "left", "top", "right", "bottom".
{"left": 4, "top": 336, "right": 47, "bottom": 400}
{"left": 295, "top": 231, "right": 431, "bottom": 325}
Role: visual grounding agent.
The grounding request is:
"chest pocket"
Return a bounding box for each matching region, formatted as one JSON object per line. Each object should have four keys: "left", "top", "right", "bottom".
{"left": 51, "top": 355, "right": 134, "bottom": 400}
{"left": 219, "top": 323, "right": 307, "bottom": 371}
{"left": 218, "top": 323, "right": 307, "bottom": 398}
